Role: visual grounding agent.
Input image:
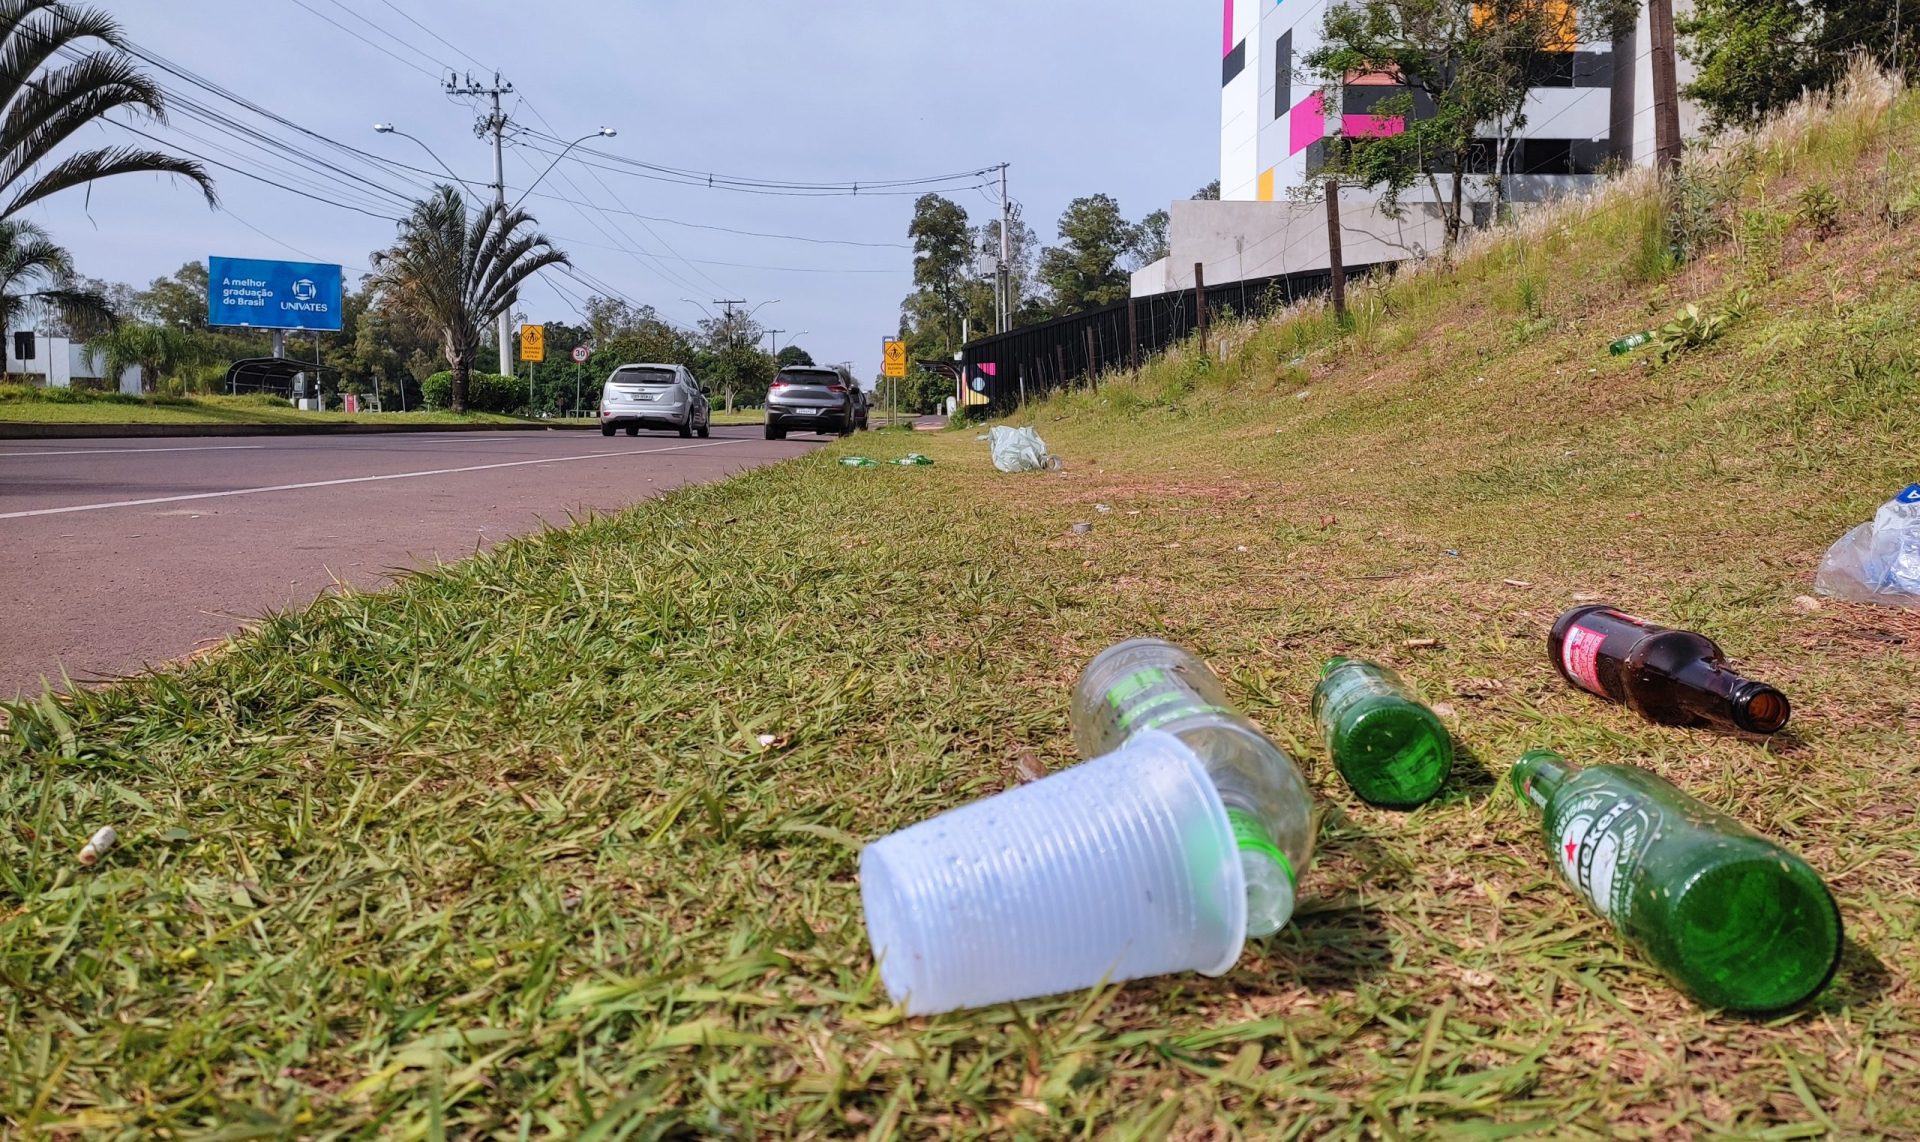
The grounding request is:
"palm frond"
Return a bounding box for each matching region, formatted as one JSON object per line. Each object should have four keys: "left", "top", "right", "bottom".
{"left": 0, "top": 49, "right": 170, "bottom": 194}
{"left": 33, "top": 284, "right": 114, "bottom": 331}
{"left": 3, "top": 145, "right": 214, "bottom": 219}
{"left": 0, "top": 2, "right": 121, "bottom": 123}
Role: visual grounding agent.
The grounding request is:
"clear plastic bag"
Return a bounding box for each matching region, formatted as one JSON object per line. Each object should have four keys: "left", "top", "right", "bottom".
{"left": 1814, "top": 484, "right": 1920, "bottom": 607}
{"left": 987, "top": 425, "right": 1051, "bottom": 473}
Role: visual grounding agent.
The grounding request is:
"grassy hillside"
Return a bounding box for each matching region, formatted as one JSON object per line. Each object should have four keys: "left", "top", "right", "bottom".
{"left": 2, "top": 74, "right": 1915, "bottom": 1138}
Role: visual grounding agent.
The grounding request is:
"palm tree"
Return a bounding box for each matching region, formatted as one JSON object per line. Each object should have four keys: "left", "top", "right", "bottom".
{"left": 369, "top": 185, "right": 569, "bottom": 413}
{"left": 0, "top": 217, "right": 109, "bottom": 343}
{"left": 85, "top": 320, "right": 208, "bottom": 392}
{"left": 0, "top": 1, "right": 216, "bottom": 221}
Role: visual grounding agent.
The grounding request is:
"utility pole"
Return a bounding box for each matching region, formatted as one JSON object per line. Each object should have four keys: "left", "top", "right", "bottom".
{"left": 1193, "top": 262, "right": 1209, "bottom": 350}
{"left": 1325, "top": 179, "right": 1347, "bottom": 322}
{"left": 447, "top": 71, "right": 517, "bottom": 374}
{"left": 713, "top": 299, "right": 747, "bottom": 411}
{"left": 1648, "top": 0, "right": 1681, "bottom": 174}
{"left": 997, "top": 163, "right": 1012, "bottom": 334}
{"left": 766, "top": 329, "right": 786, "bottom": 359}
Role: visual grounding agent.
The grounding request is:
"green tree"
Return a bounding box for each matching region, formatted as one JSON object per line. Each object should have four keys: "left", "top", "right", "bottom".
{"left": 0, "top": 218, "right": 111, "bottom": 340}
{"left": 1037, "top": 194, "right": 1142, "bottom": 313}
{"left": 1136, "top": 209, "right": 1170, "bottom": 264}
{"left": 350, "top": 297, "right": 436, "bottom": 410}
{"left": 775, "top": 344, "right": 814, "bottom": 367}
{"left": 0, "top": 2, "right": 215, "bottom": 221}
{"left": 907, "top": 193, "right": 973, "bottom": 352}
{"left": 690, "top": 310, "right": 773, "bottom": 409}
{"left": 367, "top": 185, "right": 568, "bottom": 413}
{"left": 39, "top": 273, "right": 133, "bottom": 339}
{"left": 138, "top": 262, "right": 210, "bottom": 330}
{"left": 972, "top": 202, "right": 1042, "bottom": 328}
{"left": 1306, "top": 0, "right": 1633, "bottom": 251}
{"left": 84, "top": 321, "right": 210, "bottom": 392}
{"left": 1192, "top": 180, "right": 1222, "bottom": 201}
{"left": 1679, "top": 0, "right": 1911, "bottom": 130}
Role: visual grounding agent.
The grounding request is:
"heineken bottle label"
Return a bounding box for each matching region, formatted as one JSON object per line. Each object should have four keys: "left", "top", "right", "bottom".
{"left": 1553, "top": 790, "right": 1655, "bottom": 922}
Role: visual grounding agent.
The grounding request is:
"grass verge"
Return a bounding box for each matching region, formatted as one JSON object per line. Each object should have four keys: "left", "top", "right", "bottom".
{"left": 0, "top": 387, "right": 533, "bottom": 427}
{"left": 2, "top": 76, "right": 1916, "bottom": 1138}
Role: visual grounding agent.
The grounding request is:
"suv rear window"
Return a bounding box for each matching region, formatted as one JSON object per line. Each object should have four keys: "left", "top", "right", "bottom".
{"left": 611, "top": 367, "right": 675, "bottom": 386}
{"left": 776, "top": 369, "right": 839, "bottom": 386}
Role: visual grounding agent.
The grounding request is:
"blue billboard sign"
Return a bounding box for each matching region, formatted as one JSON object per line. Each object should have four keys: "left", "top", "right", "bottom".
{"left": 207, "top": 256, "right": 344, "bottom": 331}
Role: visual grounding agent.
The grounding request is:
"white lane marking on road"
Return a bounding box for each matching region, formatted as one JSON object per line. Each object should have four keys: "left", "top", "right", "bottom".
{"left": 0, "top": 439, "right": 757, "bottom": 519}
{"left": 0, "top": 444, "right": 268, "bottom": 458}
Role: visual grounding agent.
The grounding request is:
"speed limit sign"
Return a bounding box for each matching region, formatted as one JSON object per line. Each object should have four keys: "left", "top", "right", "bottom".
{"left": 571, "top": 345, "right": 591, "bottom": 364}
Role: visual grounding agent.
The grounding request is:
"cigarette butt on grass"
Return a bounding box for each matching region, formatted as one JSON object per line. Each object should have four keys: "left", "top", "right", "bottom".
{"left": 78, "top": 826, "right": 117, "bottom": 866}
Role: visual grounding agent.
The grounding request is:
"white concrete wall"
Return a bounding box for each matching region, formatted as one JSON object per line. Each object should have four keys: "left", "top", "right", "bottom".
{"left": 6, "top": 334, "right": 139, "bottom": 390}
{"left": 1132, "top": 197, "right": 1446, "bottom": 296}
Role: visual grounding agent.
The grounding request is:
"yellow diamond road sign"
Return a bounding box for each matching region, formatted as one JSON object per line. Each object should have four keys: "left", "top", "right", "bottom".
{"left": 882, "top": 339, "right": 907, "bottom": 378}
{"left": 520, "top": 324, "right": 546, "bottom": 362}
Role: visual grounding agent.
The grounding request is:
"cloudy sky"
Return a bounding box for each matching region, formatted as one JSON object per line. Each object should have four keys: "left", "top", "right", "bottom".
{"left": 37, "top": 1, "right": 1219, "bottom": 376}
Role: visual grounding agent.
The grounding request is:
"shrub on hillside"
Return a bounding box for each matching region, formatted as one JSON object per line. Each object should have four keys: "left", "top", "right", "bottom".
{"left": 420, "top": 370, "right": 522, "bottom": 413}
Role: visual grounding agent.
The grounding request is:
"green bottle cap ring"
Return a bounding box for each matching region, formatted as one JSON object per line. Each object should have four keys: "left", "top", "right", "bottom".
{"left": 1226, "top": 808, "right": 1297, "bottom": 887}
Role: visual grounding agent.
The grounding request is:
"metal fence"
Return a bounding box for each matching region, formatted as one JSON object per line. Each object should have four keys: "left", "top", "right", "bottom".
{"left": 957, "top": 263, "right": 1368, "bottom": 412}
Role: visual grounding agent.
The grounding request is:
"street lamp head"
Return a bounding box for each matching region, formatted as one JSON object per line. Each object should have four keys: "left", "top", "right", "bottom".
{"left": 373, "top": 123, "right": 394, "bottom": 133}
{"left": 598, "top": 127, "right": 617, "bottom": 138}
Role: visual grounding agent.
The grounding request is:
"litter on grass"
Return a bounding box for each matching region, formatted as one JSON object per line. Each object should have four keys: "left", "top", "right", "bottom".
{"left": 1815, "top": 483, "right": 1920, "bottom": 607}
{"left": 987, "top": 425, "right": 1051, "bottom": 473}
{"left": 78, "top": 826, "right": 116, "bottom": 866}
{"left": 839, "top": 456, "right": 879, "bottom": 468}
{"left": 893, "top": 453, "right": 933, "bottom": 466}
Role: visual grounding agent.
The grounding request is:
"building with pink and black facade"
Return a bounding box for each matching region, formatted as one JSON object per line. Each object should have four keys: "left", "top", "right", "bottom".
{"left": 1217, "top": 0, "right": 1698, "bottom": 206}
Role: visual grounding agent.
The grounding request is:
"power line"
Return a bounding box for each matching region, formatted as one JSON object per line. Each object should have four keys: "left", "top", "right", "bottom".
{"left": 542, "top": 231, "right": 907, "bottom": 274}
{"left": 371, "top": 0, "right": 493, "bottom": 72}
{"left": 120, "top": 41, "right": 459, "bottom": 199}
{"left": 514, "top": 132, "right": 992, "bottom": 197}
{"left": 514, "top": 96, "right": 729, "bottom": 296}
{"left": 105, "top": 116, "right": 402, "bottom": 221}
{"left": 522, "top": 194, "right": 910, "bottom": 249}
{"left": 507, "top": 148, "right": 711, "bottom": 313}
{"left": 285, "top": 0, "right": 441, "bottom": 78}
{"left": 318, "top": 0, "right": 459, "bottom": 73}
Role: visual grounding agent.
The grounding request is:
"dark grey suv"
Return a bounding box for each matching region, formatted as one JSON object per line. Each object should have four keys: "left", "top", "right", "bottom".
{"left": 764, "top": 365, "right": 863, "bottom": 439}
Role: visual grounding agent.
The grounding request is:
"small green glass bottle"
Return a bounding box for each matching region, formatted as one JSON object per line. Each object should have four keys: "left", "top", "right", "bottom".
{"left": 1511, "top": 750, "right": 1842, "bottom": 1013}
{"left": 1609, "top": 330, "right": 1655, "bottom": 356}
{"left": 1312, "top": 658, "right": 1453, "bottom": 807}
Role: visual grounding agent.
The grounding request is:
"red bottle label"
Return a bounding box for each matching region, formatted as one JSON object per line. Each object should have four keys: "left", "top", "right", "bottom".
{"left": 1561, "top": 623, "right": 1609, "bottom": 695}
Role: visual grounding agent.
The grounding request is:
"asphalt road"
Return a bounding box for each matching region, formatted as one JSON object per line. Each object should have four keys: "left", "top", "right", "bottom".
{"left": 0, "top": 426, "right": 822, "bottom": 698}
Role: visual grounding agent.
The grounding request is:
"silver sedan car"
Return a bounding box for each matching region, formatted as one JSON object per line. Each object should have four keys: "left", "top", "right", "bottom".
{"left": 599, "top": 363, "right": 712, "bottom": 438}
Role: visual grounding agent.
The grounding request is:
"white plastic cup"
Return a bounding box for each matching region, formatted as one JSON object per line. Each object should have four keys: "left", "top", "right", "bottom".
{"left": 860, "top": 731, "right": 1247, "bottom": 1016}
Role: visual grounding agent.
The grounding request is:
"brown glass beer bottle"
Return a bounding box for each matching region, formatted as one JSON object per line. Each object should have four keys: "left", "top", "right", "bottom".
{"left": 1547, "top": 605, "right": 1791, "bottom": 734}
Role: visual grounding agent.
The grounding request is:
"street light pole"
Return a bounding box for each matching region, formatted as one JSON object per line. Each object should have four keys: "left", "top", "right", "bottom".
{"left": 372, "top": 124, "right": 468, "bottom": 190}
{"left": 510, "top": 128, "right": 618, "bottom": 213}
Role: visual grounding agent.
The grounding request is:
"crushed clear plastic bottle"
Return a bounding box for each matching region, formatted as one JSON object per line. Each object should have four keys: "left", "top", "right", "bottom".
{"left": 1070, "top": 638, "right": 1316, "bottom": 936}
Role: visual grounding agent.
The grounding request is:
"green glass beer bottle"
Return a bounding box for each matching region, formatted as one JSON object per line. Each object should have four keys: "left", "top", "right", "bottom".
{"left": 1609, "top": 330, "right": 1654, "bottom": 356}
{"left": 1312, "top": 658, "right": 1453, "bottom": 808}
{"left": 1511, "top": 750, "right": 1842, "bottom": 1012}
